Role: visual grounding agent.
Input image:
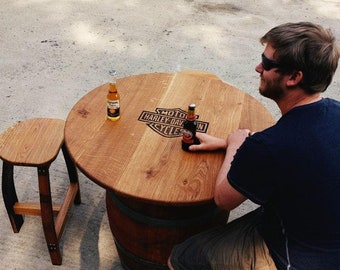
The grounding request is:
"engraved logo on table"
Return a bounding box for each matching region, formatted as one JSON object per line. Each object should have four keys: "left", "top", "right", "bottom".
{"left": 138, "top": 108, "right": 209, "bottom": 138}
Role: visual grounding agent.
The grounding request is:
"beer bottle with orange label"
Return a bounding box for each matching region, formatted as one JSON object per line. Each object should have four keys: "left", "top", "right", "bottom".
{"left": 182, "top": 103, "right": 197, "bottom": 151}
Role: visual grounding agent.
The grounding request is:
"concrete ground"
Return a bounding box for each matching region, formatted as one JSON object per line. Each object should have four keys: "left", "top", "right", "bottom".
{"left": 0, "top": 1, "right": 339, "bottom": 269}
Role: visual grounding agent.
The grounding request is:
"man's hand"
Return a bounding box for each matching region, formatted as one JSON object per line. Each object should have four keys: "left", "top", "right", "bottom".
{"left": 188, "top": 133, "right": 227, "bottom": 151}
{"left": 188, "top": 129, "right": 252, "bottom": 152}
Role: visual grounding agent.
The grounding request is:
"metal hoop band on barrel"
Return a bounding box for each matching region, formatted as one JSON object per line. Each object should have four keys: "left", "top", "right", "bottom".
{"left": 108, "top": 190, "right": 224, "bottom": 227}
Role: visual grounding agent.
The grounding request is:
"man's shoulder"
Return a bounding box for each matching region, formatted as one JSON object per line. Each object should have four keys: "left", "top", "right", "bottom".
{"left": 322, "top": 98, "right": 340, "bottom": 119}
{"left": 325, "top": 97, "right": 340, "bottom": 108}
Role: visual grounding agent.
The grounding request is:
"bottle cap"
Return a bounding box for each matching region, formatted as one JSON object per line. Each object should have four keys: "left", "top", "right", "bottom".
{"left": 109, "top": 70, "right": 117, "bottom": 76}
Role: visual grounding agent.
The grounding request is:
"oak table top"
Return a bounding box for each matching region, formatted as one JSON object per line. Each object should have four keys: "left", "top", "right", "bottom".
{"left": 64, "top": 72, "right": 274, "bottom": 205}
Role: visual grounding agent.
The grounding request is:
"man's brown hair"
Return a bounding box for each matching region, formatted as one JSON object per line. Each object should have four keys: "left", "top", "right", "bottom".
{"left": 260, "top": 22, "right": 339, "bottom": 94}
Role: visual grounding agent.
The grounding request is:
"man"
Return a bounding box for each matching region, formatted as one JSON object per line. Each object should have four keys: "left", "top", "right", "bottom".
{"left": 168, "top": 22, "right": 340, "bottom": 270}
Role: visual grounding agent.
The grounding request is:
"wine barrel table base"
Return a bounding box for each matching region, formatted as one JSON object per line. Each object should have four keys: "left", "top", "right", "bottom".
{"left": 106, "top": 190, "right": 228, "bottom": 270}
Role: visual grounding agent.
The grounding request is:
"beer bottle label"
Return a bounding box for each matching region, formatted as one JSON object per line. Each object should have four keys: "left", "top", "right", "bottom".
{"left": 182, "top": 129, "right": 194, "bottom": 144}
{"left": 107, "top": 100, "right": 120, "bottom": 117}
{"left": 107, "top": 100, "right": 119, "bottom": 109}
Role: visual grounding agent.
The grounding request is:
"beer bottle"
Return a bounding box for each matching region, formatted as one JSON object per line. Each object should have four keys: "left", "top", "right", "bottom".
{"left": 107, "top": 70, "right": 120, "bottom": 121}
{"left": 182, "top": 103, "right": 197, "bottom": 151}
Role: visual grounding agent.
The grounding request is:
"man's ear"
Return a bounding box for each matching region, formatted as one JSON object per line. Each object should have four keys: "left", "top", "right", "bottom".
{"left": 286, "top": 71, "right": 303, "bottom": 87}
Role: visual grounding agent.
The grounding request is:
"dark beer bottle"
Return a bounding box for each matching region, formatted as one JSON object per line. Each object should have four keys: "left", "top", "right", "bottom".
{"left": 107, "top": 70, "right": 120, "bottom": 121}
{"left": 182, "top": 103, "right": 197, "bottom": 151}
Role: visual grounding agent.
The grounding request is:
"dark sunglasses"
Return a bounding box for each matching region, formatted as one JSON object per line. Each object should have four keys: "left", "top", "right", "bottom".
{"left": 261, "top": 53, "right": 282, "bottom": 71}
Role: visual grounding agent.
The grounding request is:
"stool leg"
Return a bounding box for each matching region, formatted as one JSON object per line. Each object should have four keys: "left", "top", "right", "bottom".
{"left": 2, "top": 161, "right": 24, "bottom": 233}
{"left": 61, "top": 143, "right": 81, "bottom": 204}
{"left": 38, "top": 165, "right": 62, "bottom": 265}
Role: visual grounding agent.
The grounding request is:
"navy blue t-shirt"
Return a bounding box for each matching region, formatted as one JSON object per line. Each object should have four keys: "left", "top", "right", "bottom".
{"left": 228, "top": 98, "right": 340, "bottom": 270}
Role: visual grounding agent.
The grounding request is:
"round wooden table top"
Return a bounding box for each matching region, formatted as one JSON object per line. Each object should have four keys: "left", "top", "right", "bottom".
{"left": 65, "top": 72, "right": 274, "bottom": 205}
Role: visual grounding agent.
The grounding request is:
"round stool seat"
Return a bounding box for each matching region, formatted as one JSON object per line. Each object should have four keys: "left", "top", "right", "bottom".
{"left": 0, "top": 118, "right": 65, "bottom": 166}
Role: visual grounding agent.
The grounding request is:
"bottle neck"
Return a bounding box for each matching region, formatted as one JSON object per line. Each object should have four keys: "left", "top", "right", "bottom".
{"left": 108, "top": 84, "right": 117, "bottom": 93}
{"left": 108, "top": 70, "right": 117, "bottom": 83}
{"left": 109, "top": 73, "right": 117, "bottom": 82}
{"left": 109, "top": 77, "right": 117, "bottom": 86}
{"left": 187, "top": 109, "right": 195, "bottom": 120}
{"left": 108, "top": 70, "right": 118, "bottom": 93}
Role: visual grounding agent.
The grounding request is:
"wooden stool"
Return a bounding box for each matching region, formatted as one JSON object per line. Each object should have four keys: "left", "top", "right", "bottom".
{"left": 0, "top": 118, "right": 81, "bottom": 265}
